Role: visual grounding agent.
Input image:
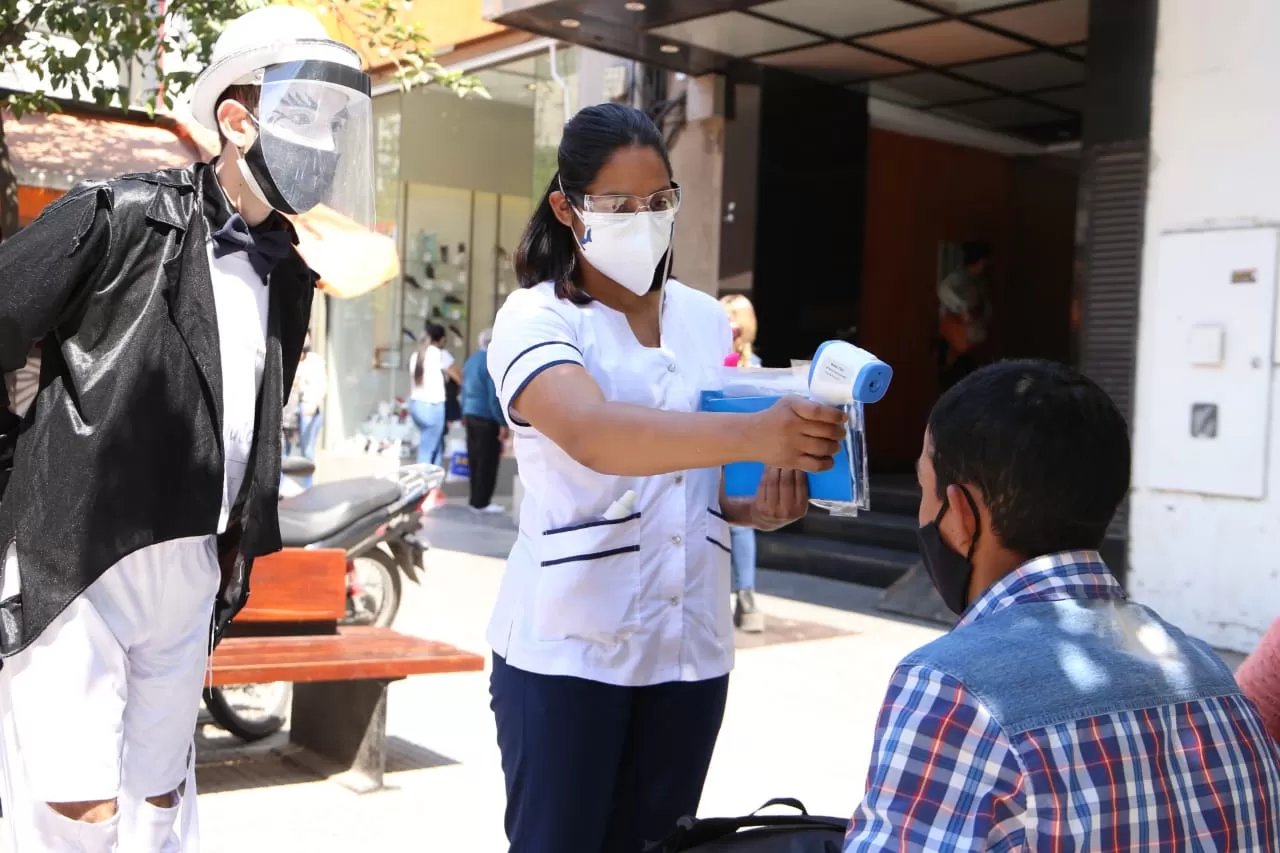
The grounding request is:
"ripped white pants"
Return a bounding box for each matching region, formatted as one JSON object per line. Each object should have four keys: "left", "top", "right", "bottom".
{"left": 0, "top": 536, "right": 220, "bottom": 852}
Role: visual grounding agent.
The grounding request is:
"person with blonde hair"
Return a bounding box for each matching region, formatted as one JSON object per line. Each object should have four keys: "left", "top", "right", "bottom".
{"left": 719, "top": 293, "right": 765, "bottom": 632}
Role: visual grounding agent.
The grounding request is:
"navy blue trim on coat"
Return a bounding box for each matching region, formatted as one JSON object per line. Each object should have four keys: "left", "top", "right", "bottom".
{"left": 541, "top": 545, "right": 641, "bottom": 567}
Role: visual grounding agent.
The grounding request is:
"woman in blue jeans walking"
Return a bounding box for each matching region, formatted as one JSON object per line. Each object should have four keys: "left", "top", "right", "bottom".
{"left": 408, "top": 322, "right": 458, "bottom": 465}
{"left": 721, "top": 294, "right": 765, "bottom": 633}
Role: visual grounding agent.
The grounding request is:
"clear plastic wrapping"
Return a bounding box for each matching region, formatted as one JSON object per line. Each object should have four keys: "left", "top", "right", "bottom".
{"left": 713, "top": 364, "right": 810, "bottom": 399}
{"left": 704, "top": 365, "right": 873, "bottom": 517}
{"left": 808, "top": 402, "right": 870, "bottom": 518}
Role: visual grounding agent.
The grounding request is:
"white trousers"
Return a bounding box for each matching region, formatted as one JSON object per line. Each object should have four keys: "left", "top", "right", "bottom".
{"left": 0, "top": 537, "right": 221, "bottom": 853}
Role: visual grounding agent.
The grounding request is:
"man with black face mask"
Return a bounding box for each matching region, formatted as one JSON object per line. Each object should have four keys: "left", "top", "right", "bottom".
{"left": 844, "top": 360, "right": 1280, "bottom": 852}
{"left": 0, "top": 8, "right": 372, "bottom": 851}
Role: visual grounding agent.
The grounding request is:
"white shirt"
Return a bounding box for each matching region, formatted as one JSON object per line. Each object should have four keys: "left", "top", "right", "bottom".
{"left": 486, "top": 280, "right": 735, "bottom": 687}
{"left": 409, "top": 346, "right": 454, "bottom": 404}
{"left": 4, "top": 347, "right": 39, "bottom": 419}
{"left": 206, "top": 240, "right": 270, "bottom": 533}
{"left": 291, "top": 352, "right": 326, "bottom": 417}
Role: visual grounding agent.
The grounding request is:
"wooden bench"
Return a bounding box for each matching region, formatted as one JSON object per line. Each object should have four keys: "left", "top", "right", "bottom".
{"left": 210, "top": 548, "right": 484, "bottom": 792}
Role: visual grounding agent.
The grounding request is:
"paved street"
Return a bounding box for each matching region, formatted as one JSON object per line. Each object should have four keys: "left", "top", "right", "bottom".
{"left": 192, "top": 520, "right": 944, "bottom": 852}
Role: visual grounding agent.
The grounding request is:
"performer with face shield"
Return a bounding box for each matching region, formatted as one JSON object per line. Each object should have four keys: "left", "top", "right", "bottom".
{"left": 0, "top": 7, "right": 373, "bottom": 851}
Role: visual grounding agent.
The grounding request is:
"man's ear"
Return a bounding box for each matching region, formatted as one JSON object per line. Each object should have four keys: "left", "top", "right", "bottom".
{"left": 943, "top": 483, "right": 980, "bottom": 556}
{"left": 548, "top": 189, "right": 575, "bottom": 230}
{"left": 216, "top": 99, "right": 256, "bottom": 151}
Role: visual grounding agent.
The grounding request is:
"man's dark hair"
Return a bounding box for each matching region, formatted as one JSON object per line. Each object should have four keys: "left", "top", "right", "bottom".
{"left": 515, "top": 102, "right": 673, "bottom": 304}
{"left": 214, "top": 84, "right": 261, "bottom": 150}
{"left": 962, "top": 241, "right": 991, "bottom": 268}
{"left": 928, "top": 359, "right": 1130, "bottom": 557}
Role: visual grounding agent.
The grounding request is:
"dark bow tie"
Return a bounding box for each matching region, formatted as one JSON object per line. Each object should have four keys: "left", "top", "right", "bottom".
{"left": 211, "top": 212, "right": 294, "bottom": 280}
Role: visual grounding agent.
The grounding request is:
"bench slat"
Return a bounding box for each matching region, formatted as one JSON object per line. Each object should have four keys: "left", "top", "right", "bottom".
{"left": 213, "top": 629, "right": 431, "bottom": 653}
{"left": 236, "top": 549, "right": 347, "bottom": 623}
{"left": 211, "top": 626, "right": 484, "bottom": 686}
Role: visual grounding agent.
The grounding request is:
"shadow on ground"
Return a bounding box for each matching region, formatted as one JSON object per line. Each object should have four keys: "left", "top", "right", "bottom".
{"left": 196, "top": 728, "right": 459, "bottom": 795}
{"left": 421, "top": 504, "right": 517, "bottom": 560}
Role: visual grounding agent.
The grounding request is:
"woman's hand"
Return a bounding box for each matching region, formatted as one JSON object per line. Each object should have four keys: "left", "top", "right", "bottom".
{"left": 752, "top": 396, "right": 846, "bottom": 472}
{"left": 749, "top": 468, "right": 809, "bottom": 531}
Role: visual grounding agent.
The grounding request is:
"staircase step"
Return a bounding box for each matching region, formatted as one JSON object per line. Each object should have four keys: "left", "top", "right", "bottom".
{"left": 757, "top": 533, "right": 916, "bottom": 590}
{"left": 795, "top": 510, "right": 919, "bottom": 553}
{"left": 867, "top": 482, "right": 922, "bottom": 517}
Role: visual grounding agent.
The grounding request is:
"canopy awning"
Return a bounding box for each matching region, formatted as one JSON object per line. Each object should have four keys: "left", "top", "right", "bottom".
{"left": 4, "top": 108, "right": 198, "bottom": 190}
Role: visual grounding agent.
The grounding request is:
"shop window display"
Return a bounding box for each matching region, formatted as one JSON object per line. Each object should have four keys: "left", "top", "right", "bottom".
{"left": 326, "top": 45, "right": 574, "bottom": 460}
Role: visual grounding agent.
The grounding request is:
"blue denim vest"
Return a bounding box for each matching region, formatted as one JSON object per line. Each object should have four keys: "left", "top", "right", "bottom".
{"left": 901, "top": 595, "right": 1280, "bottom": 849}
{"left": 904, "top": 597, "right": 1241, "bottom": 734}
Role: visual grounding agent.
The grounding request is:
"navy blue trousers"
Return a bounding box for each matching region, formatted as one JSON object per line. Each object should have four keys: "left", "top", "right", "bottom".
{"left": 490, "top": 654, "right": 730, "bottom": 853}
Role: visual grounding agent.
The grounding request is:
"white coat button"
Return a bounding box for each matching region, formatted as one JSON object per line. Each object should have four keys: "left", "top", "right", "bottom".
{"left": 669, "top": 596, "right": 680, "bottom": 607}
{"left": 674, "top": 474, "right": 684, "bottom": 485}
{"left": 671, "top": 535, "right": 683, "bottom": 546}
{"left": 667, "top": 362, "right": 677, "bottom": 373}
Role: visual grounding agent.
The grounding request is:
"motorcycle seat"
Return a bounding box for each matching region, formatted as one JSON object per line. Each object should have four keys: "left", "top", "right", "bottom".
{"left": 278, "top": 478, "right": 404, "bottom": 547}
{"left": 281, "top": 455, "right": 317, "bottom": 477}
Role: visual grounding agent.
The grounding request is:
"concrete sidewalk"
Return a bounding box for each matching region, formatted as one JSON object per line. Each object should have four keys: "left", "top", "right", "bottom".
{"left": 191, "top": 537, "right": 943, "bottom": 852}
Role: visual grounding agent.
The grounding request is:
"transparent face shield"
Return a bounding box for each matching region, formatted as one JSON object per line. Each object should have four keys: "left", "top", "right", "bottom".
{"left": 249, "top": 60, "right": 374, "bottom": 226}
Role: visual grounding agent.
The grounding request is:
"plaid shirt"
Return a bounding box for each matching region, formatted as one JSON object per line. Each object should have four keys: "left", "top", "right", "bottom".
{"left": 845, "top": 551, "right": 1280, "bottom": 851}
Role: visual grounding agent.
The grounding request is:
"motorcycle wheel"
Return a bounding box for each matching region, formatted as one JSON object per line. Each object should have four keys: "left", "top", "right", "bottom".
{"left": 203, "top": 683, "right": 292, "bottom": 742}
{"left": 345, "top": 547, "right": 402, "bottom": 628}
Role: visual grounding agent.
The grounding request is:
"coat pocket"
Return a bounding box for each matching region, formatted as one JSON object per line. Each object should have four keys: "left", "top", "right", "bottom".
{"left": 532, "top": 512, "right": 642, "bottom": 644}
{"left": 705, "top": 507, "right": 734, "bottom": 639}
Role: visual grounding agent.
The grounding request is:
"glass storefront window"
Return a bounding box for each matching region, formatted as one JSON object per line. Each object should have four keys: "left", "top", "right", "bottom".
{"left": 324, "top": 93, "right": 405, "bottom": 452}
{"left": 529, "top": 47, "right": 578, "bottom": 199}
{"left": 325, "top": 44, "right": 580, "bottom": 455}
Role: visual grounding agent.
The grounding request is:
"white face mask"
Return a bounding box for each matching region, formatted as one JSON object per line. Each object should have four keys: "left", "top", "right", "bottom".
{"left": 573, "top": 207, "right": 675, "bottom": 296}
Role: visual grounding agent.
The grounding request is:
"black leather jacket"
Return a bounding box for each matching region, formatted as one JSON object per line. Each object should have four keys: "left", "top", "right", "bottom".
{"left": 0, "top": 162, "right": 315, "bottom": 655}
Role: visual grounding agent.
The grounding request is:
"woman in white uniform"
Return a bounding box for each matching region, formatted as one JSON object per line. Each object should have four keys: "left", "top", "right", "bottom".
{"left": 485, "top": 103, "right": 846, "bottom": 853}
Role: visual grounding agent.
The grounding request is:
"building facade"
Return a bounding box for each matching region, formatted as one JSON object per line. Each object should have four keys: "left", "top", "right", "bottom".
{"left": 470, "top": 0, "right": 1280, "bottom": 656}
{"left": 1127, "top": 0, "right": 1280, "bottom": 653}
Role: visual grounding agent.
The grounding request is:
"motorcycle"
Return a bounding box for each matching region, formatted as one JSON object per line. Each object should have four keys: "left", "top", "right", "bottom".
{"left": 203, "top": 460, "right": 444, "bottom": 742}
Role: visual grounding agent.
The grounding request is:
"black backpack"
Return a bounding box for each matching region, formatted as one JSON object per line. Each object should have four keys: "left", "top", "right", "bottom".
{"left": 647, "top": 799, "right": 847, "bottom": 853}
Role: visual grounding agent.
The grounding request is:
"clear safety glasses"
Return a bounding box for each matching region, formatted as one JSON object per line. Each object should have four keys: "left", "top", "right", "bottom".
{"left": 581, "top": 183, "right": 683, "bottom": 216}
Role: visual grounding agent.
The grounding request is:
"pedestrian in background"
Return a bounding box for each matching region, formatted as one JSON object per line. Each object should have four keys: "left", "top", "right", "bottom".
{"left": 720, "top": 293, "right": 765, "bottom": 634}
{"left": 937, "top": 241, "right": 992, "bottom": 392}
{"left": 284, "top": 330, "right": 325, "bottom": 486}
{"left": 462, "top": 328, "right": 509, "bottom": 514}
{"left": 408, "top": 321, "right": 456, "bottom": 466}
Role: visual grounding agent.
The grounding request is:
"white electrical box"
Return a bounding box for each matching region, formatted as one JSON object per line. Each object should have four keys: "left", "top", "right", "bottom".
{"left": 1144, "top": 228, "right": 1278, "bottom": 499}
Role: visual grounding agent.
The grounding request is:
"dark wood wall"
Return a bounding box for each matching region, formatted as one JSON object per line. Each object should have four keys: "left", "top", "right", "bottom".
{"left": 858, "top": 128, "right": 1078, "bottom": 470}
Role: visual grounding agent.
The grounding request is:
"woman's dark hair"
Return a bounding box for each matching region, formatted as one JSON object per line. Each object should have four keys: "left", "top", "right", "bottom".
{"left": 514, "top": 103, "right": 672, "bottom": 304}
{"left": 414, "top": 322, "right": 448, "bottom": 385}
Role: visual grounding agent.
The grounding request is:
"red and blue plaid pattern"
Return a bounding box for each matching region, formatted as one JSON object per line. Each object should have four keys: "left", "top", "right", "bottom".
{"left": 845, "top": 552, "right": 1280, "bottom": 851}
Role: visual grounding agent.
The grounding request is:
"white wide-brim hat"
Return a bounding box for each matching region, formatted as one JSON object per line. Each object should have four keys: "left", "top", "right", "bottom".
{"left": 190, "top": 5, "right": 363, "bottom": 132}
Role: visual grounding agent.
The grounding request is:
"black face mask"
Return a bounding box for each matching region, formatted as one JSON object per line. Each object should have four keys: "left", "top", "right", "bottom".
{"left": 916, "top": 485, "right": 981, "bottom": 617}
{"left": 242, "top": 123, "right": 341, "bottom": 215}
